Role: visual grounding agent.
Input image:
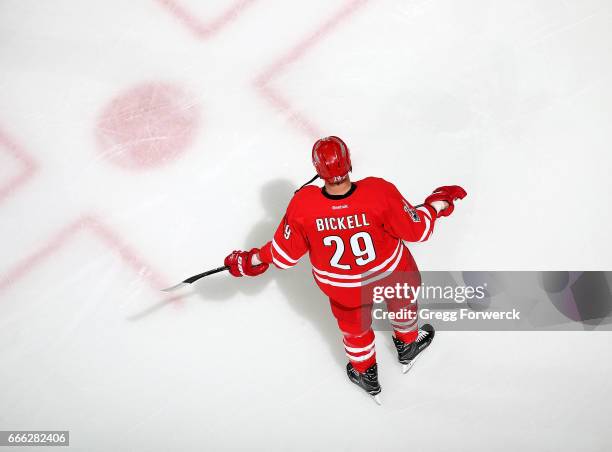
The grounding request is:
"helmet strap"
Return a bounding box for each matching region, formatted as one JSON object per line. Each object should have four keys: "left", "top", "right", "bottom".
{"left": 295, "top": 174, "right": 319, "bottom": 193}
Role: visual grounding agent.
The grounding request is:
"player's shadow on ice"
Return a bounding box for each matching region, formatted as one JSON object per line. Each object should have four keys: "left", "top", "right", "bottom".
{"left": 191, "top": 179, "right": 346, "bottom": 368}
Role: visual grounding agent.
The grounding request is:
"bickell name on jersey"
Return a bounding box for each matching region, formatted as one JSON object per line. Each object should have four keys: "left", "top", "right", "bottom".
{"left": 315, "top": 213, "right": 370, "bottom": 232}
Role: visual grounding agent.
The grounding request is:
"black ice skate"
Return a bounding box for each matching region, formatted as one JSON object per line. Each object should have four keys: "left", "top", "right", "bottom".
{"left": 393, "top": 324, "right": 435, "bottom": 374}
{"left": 346, "top": 362, "right": 382, "bottom": 405}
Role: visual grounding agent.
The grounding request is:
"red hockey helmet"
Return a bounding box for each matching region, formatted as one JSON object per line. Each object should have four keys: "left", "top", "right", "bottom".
{"left": 312, "top": 136, "right": 352, "bottom": 183}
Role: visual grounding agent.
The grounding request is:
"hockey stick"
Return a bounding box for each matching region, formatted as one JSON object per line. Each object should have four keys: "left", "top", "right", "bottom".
{"left": 161, "top": 265, "right": 229, "bottom": 292}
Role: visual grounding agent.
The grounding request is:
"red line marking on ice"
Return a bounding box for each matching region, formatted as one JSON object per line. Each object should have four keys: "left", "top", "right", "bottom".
{"left": 0, "top": 126, "right": 38, "bottom": 205}
{"left": 0, "top": 215, "right": 178, "bottom": 302}
{"left": 155, "top": 0, "right": 257, "bottom": 39}
{"left": 254, "top": 0, "right": 369, "bottom": 139}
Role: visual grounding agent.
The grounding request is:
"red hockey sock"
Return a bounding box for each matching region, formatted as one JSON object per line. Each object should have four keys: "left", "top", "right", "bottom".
{"left": 387, "top": 296, "right": 418, "bottom": 344}
{"left": 343, "top": 329, "right": 376, "bottom": 373}
{"left": 394, "top": 329, "right": 418, "bottom": 344}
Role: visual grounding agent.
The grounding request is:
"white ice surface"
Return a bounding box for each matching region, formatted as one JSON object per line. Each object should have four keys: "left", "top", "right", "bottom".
{"left": 1, "top": 0, "right": 612, "bottom": 450}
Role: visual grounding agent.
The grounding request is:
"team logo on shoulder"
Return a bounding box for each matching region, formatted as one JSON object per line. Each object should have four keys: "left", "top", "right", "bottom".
{"left": 402, "top": 200, "right": 420, "bottom": 222}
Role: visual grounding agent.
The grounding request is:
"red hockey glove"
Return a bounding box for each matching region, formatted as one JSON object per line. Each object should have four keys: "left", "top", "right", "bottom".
{"left": 224, "top": 248, "right": 269, "bottom": 277}
{"left": 425, "top": 185, "right": 467, "bottom": 217}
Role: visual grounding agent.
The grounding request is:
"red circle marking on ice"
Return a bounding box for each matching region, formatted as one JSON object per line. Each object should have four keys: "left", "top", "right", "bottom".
{"left": 96, "top": 82, "right": 200, "bottom": 169}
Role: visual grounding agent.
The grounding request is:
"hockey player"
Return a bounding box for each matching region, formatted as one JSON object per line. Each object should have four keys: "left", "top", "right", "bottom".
{"left": 224, "top": 136, "right": 466, "bottom": 403}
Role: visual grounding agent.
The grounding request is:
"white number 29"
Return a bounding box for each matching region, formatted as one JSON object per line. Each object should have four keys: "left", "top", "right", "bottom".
{"left": 323, "top": 232, "right": 376, "bottom": 269}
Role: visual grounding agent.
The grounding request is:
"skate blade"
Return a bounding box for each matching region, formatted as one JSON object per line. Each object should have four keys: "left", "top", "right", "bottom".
{"left": 401, "top": 354, "right": 421, "bottom": 374}
{"left": 372, "top": 394, "right": 382, "bottom": 406}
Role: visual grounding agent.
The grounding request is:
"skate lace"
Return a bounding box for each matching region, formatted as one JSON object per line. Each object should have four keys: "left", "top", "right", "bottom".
{"left": 392, "top": 336, "right": 406, "bottom": 351}
{"left": 416, "top": 329, "right": 429, "bottom": 342}
{"left": 364, "top": 365, "right": 378, "bottom": 380}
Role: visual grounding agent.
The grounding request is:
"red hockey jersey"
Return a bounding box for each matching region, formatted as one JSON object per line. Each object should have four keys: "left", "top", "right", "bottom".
{"left": 258, "top": 177, "right": 437, "bottom": 301}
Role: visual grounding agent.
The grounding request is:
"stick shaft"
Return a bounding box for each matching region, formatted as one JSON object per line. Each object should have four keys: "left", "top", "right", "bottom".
{"left": 161, "top": 265, "right": 229, "bottom": 292}
{"left": 183, "top": 265, "right": 229, "bottom": 283}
